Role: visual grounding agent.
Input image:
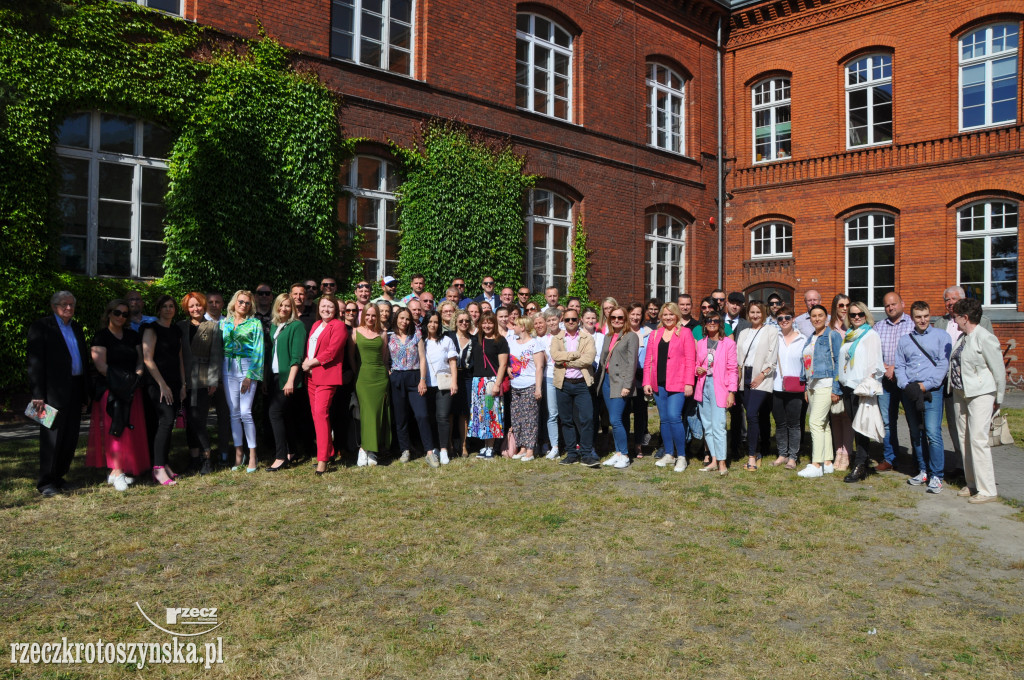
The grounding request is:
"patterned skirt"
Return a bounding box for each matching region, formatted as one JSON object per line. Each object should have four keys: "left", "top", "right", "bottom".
{"left": 510, "top": 386, "right": 539, "bottom": 449}
{"left": 468, "top": 377, "right": 504, "bottom": 439}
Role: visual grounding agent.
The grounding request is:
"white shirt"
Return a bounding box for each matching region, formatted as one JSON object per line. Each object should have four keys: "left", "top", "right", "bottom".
{"left": 773, "top": 329, "right": 807, "bottom": 391}
{"left": 590, "top": 331, "right": 605, "bottom": 371}
{"left": 535, "top": 334, "right": 555, "bottom": 378}
{"left": 307, "top": 323, "right": 327, "bottom": 360}
{"left": 424, "top": 335, "right": 458, "bottom": 387}
{"left": 272, "top": 323, "right": 285, "bottom": 374}
{"left": 508, "top": 335, "right": 540, "bottom": 390}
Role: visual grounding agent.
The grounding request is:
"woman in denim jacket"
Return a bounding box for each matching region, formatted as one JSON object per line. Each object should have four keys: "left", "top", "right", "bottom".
{"left": 799, "top": 305, "right": 843, "bottom": 478}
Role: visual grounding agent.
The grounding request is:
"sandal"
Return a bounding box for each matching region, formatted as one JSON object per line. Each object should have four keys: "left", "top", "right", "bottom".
{"left": 743, "top": 463, "right": 758, "bottom": 471}
{"left": 785, "top": 460, "right": 797, "bottom": 470}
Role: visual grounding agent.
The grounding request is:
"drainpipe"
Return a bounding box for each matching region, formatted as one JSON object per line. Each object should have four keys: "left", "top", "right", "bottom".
{"left": 716, "top": 15, "right": 725, "bottom": 290}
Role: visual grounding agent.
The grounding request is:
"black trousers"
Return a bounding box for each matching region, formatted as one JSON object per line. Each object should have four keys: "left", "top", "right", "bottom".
{"left": 426, "top": 386, "right": 453, "bottom": 451}
{"left": 268, "top": 380, "right": 303, "bottom": 460}
{"left": 212, "top": 385, "right": 232, "bottom": 455}
{"left": 842, "top": 386, "right": 873, "bottom": 468}
{"left": 37, "top": 377, "right": 84, "bottom": 491}
{"left": 185, "top": 388, "right": 212, "bottom": 452}
{"left": 390, "top": 370, "right": 434, "bottom": 452}
{"left": 146, "top": 382, "right": 180, "bottom": 467}
{"left": 329, "top": 382, "right": 358, "bottom": 458}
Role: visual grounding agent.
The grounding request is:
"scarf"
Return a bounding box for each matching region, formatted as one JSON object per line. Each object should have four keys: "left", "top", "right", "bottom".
{"left": 842, "top": 326, "right": 870, "bottom": 370}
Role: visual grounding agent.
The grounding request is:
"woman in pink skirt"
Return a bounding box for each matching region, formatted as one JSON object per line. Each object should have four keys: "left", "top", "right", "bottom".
{"left": 87, "top": 299, "right": 150, "bottom": 491}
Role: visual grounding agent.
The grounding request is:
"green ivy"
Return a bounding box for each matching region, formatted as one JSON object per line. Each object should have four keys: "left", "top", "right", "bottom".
{"left": 391, "top": 122, "right": 535, "bottom": 297}
{"left": 567, "top": 213, "right": 591, "bottom": 300}
{"left": 0, "top": 0, "right": 346, "bottom": 395}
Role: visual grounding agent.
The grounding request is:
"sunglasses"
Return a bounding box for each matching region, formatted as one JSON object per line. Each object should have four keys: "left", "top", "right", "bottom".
{"left": 712, "top": 297, "right": 725, "bottom": 303}
{"left": 453, "top": 283, "right": 465, "bottom": 288}
{"left": 849, "top": 311, "right": 866, "bottom": 319}
{"left": 483, "top": 280, "right": 495, "bottom": 285}
{"left": 344, "top": 308, "right": 358, "bottom": 313}
{"left": 705, "top": 319, "right": 721, "bottom": 325}
{"left": 237, "top": 300, "right": 251, "bottom": 306}
{"left": 837, "top": 302, "right": 848, "bottom": 308}
{"left": 110, "top": 309, "right": 129, "bottom": 318}
{"left": 701, "top": 305, "right": 713, "bottom": 310}
{"left": 770, "top": 301, "right": 782, "bottom": 306}
{"left": 457, "top": 319, "right": 469, "bottom": 323}
{"left": 305, "top": 285, "right": 317, "bottom": 290}
{"left": 777, "top": 315, "right": 793, "bottom": 321}
{"left": 526, "top": 306, "right": 538, "bottom": 312}
{"left": 321, "top": 283, "right": 337, "bottom": 289}
{"left": 563, "top": 316, "right": 579, "bottom": 322}
{"left": 356, "top": 284, "right": 371, "bottom": 289}
{"left": 610, "top": 315, "right": 625, "bottom": 320}
{"left": 256, "top": 290, "right": 272, "bottom": 296}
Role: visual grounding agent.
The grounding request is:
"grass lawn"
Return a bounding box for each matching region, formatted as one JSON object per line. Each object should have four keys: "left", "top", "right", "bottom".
{"left": 2, "top": 424, "right": 1024, "bottom": 679}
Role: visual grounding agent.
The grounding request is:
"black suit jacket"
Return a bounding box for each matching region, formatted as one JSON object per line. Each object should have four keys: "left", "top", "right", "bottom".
{"left": 27, "top": 315, "right": 90, "bottom": 410}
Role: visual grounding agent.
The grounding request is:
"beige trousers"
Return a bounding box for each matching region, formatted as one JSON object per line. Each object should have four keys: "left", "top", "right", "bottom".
{"left": 806, "top": 385, "right": 834, "bottom": 464}
{"left": 953, "top": 390, "right": 997, "bottom": 498}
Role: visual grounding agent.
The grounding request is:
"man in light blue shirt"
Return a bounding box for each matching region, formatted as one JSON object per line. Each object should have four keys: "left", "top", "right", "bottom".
{"left": 895, "top": 301, "right": 951, "bottom": 494}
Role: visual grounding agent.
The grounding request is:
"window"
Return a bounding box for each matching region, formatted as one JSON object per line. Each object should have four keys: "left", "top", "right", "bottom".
{"left": 960, "top": 23, "right": 1018, "bottom": 130}
{"left": 645, "top": 213, "right": 687, "bottom": 303}
{"left": 516, "top": 13, "right": 573, "bottom": 121}
{"left": 751, "top": 222, "right": 792, "bottom": 259}
{"left": 647, "top": 62, "right": 686, "bottom": 154}
{"left": 331, "top": 0, "right": 414, "bottom": 76}
{"left": 525, "top": 189, "right": 573, "bottom": 293}
{"left": 846, "top": 54, "right": 893, "bottom": 147}
{"left": 744, "top": 282, "right": 793, "bottom": 307}
{"left": 958, "top": 201, "right": 1018, "bottom": 305}
{"left": 343, "top": 156, "right": 399, "bottom": 282}
{"left": 135, "top": 0, "right": 181, "bottom": 15}
{"left": 55, "top": 112, "right": 173, "bottom": 278}
{"left": 752, "top": 77, "right": 791, "bottom": 162}
{"left": 845, "top": 212, "right": 895, "bottom": 308}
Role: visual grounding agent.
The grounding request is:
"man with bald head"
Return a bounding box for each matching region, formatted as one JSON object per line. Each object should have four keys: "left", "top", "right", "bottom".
{"left": 873, "top": 291, "right": 914, "bottom": 471}
{"left": 793, "top": 289, "right": 828, "bottom": 338}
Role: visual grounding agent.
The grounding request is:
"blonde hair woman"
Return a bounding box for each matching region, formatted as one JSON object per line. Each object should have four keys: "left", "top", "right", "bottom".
{"left": 507, "top": 316, "right": 544, "bottom": 461}
{"left": 221, "top": 289, "right": 264, "bottom": 472}
{"left": 438, "top": 300, "right": 459, "bottom": 333}
{"left": 267, "top": 293, "right": 307, "bottom": 471}
{"left": 598, "top": 296, "right": 619, "bottom": 334}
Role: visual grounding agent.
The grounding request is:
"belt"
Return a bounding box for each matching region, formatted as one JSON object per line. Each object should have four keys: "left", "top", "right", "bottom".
{"left": 564, "top": 377, "right": 586, "bottom": 384}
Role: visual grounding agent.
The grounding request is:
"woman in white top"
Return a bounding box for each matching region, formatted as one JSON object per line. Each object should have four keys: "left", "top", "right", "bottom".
{"left": 736, "top": 301, "right": 779, "bottom": 470}
{"left": 507, "top": 317, "right": 544, "bottom": 461}
{"left": 540, "top": 308, "right": 563, "bottom": 459}
{"left": 770, "top": 306, "right": 806, "bottom": 469}
{"left": 422, "top": 311, "right": 458, "bottom": 466}
{"left": 836, "top": 301, "right": 885, "bottom": 482}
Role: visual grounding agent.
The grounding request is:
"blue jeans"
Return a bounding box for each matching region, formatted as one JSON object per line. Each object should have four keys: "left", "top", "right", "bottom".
{"left": 544, "top": 376, "right": 560, "bottom": 449}
{"left": 700, "top": 379, "right": 727, "bottom": 461}
{"left": 556, "top": 379, "right": 593, "bottom": 454}
{"left": 602, "top": 378, "right": 629, "bottom": 454}
{"left": 652, "top": 388, "right": 687, "bottom": 457}
{"left": 685, "top": 396, "right": 703, "bottom": 441}
{"left": 879, "top": 377, "right": 902, "bottom": 463}
{"left": 902, "top": 387, "right": 945, "bottom": 479}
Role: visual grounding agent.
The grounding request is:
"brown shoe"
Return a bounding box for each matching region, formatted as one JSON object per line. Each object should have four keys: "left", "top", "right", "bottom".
{"left": 957, "top": 487, "right": 973, "bottom": 497}
{"left": 875, "top": 461, "right": 893, "bottom": 472}
{"left": 968, "top": 494, "right": 999, "bottom": 504}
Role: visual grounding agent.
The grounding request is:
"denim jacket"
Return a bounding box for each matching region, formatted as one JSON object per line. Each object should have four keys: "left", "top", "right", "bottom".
{"left": 801, "top": 328, "right": 843, "bottom": 396}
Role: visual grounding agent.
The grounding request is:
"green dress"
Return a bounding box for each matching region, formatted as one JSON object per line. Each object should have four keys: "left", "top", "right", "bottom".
{"left": 355, "top": 331, "right": 391, "bottom": 454}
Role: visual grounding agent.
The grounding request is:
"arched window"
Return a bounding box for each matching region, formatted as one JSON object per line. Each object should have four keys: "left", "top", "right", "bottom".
{"left": 752, "top": 77, "right": 791, "bottom": 163}
{"left": 845, "top": 212, "right": 895, "bottom": 308}
{"left": 525, "top": 189, "right": 573, "bottom": 293}
{"left": 645, "top": 213, "right": 686, "bottom": 303}
{"left": 55, "top": 111, "right": 173, "bottom": 278}
{"left": 958, "top": 200, "right": 1018, "bottom": 306}
{"left": 331, "top": 0, "right": 414, "bottom": 76}
{"left": 646, "top": 62, "right": 686, "bottom": 154}
{"left": 750, "top": 222, "right": 792, "bottom": 259}
{"left": 846, "top": 54, "right": 892, "bottom": 147}
{"left": 959, "top": 23, "right": 1018, "bottom": 130}
{"left": 343, "top": 156, "right": 399, "bottom": 282}
{"left": 516, "top": 13, "right": 573, "bottom": 121}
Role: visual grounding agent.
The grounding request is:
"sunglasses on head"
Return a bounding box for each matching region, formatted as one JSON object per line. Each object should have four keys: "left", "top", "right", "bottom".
{"left": 110, "top": 309, "right": 128, "bottom": 318}
{"left": 849, "top": 311, "right": 866, "bottom": 319}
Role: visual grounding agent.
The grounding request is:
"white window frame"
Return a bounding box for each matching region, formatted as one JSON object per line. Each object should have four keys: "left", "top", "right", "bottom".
{"left": 845, "top": 54, "right": 893, "bottom": 148}
{"left": 330, "top": 0, "right": 416, "bottom": 77}
{"left": 844, "top": 212, "right": 896, "bottom": 310}
{"left": 646, "top": 62, "right": 686, "bottom": 155}
{"left": 750, "top": 222, "right": 793, "bottom": 260}
{"left": 135, "top": 0, "right": 182, "bottom": 15}
{"left": 343, "top": 156, "right": 399, "bottom": 282}
{"left": 645, "top": 213, "right": 687, "bottom": 303}
{"left": 751, "top": 77, "right": 791, "bottom": 163}
{"left": 55, "top": 112, "right": 170, "bottom": 279}
{"left": 516, "top": 13, "right": 574, "bottom": 122}
{"left": 959, "top": 23, "right": 1019, "bottom": 131}
{"left": 957, "top": 200, "right": 1019, "bottom": 307}
{"left": 525, "top": 189, "right": 573, "bottom": 294}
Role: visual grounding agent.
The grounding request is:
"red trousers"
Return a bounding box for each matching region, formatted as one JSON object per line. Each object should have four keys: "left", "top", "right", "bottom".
{"left": 308, "top": 382, "right": 338, "bottom": 462}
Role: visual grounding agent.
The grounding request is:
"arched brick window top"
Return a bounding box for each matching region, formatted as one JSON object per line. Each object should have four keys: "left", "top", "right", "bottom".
{"left": 750, "top": 221, "right": 793, "bottom": 260}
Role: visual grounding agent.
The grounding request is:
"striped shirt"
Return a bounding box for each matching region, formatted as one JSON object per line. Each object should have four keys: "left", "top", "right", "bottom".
{"left": 873, "top": 313, "right": 913, "bottom": 367}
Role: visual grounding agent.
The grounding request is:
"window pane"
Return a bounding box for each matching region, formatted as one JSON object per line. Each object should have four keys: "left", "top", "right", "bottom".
{"left": 848, "top": 246, "right": 868, "bottom": 268}
{"left": 141, "top": 204, "right": 166, "bottom": 241}
{"left": 140, "top": 241, "right": 166, "bottom": 278}
{"left": 389, "top": 48, "right": 410, "bottom": 76}
{"left": 100, "top": 115, "right": 135, "bottom": 154}
{"left": 142, "top": 122, "right": 174, "bottom": 159}
{"left": 98, "top": 202, "right": 131, "bottom": 239}
{"left": 391, "top": 21, "right": 411, "bottom": 50}
{"left": 360, "top": 38, "right": 382, "bottom": 67}
{"left": 59, "top": 236, "right": 86, "bottom": 273}
{"left": 391, "top": 0, "right": 412, "bottom": 23}
{"left": 58, "top": 157, "right": 89, "bottom": 197}
{"left": 331, "top": 32, "right": 354, "bottom": 60}
{"left": 145, "top": 0, "right": 180, "bottom": 13}
{"left": 960, "top": 237, "right": 985, "bottom": 260}
{"left": 992, "top": 282, "right": 1017, "bottom": 304}
{"left": 58, "top": 196, "right": 88, "bottom": 236}
{"left": 98, "top": 162, "right": 133, "bottom": 201}
{"left": 97, "top": 238, "right": 131, "bottom": 276}
{"left": 57, "top": 113, "right": 91, "bottom": 149}
{"left": 356, "top": 158, "right": 381, "bottom": 191}
{"left": 141, "top": 167, "right": 168, "bottom": 204}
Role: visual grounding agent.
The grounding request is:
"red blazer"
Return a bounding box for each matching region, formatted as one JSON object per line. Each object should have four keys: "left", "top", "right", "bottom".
{"left": 642, "top": 325, "right": 696, "bottom": 393}
{"left": 307, "top": 319, "right": 348, "bottom": 386}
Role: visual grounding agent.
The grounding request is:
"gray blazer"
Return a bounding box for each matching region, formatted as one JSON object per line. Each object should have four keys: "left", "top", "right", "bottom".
{"left": 597, "top": 331, "right": 639, "bottom": 398}
{"left": 736, "top": 325, "right": 779, "bottom": 392}
{"left": 948, "top": 325, "right": 1006, "bottom": 403}
{"left": 933, "top": 313, "right": 994, "bottom": 334}
{"left": 178, "top": 319, "right": 223, "bottom": 391}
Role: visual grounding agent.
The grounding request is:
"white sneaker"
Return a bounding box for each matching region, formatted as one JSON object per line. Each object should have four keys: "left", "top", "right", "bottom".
{"left": 519, "top": 455, "right": 535, "bottom": 462}
{"left": 673, "top": 457, "right": 687, "bottom": 473}
{"left": 439, "top": 449, "right": 450, "bottom": 465}
{"left": 797, "top": 464, "right": 824, "bottom": 478}
{"left": 512, "top": 452, "right": 524, "bottom": 460}
{"left": 908, "top": 471, "right": 928, "bottom": 486}
{"left": 655, "top": 455, "right": 675, "bottom": 468}
{"left": 823, "top": 463, "right": 835, "bottom": 474}
{"left": 366, "top": 452, "right": 378, "bottom": 466}
{"left": 545, "top": 447, "right": 559, "bottom": 460}
{"left": 399, "top": 450, "right": 411, "bottom": 463}
{"left": 111, "top": 473, "right": 129, "bottom": 492}
{"left": 603, "top": 453, "right": 620, "bottom": 466}
{"left": 107, "top": 474, "right": 135, "bottom": 485}
{"left": 613, "top": 455, "right": 631, "bottom": 469}
{"left": 357, "top": 448, "right": 368, "bottom": 467}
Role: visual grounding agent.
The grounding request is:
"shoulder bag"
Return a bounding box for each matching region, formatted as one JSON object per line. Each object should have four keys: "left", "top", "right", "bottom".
{"left": 482, "top": 336, "right": 510, "bottom": 395}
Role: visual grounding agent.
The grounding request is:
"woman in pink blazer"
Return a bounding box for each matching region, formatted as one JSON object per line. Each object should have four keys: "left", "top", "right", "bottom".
{"left": 301, "top": 296, "right": 349, "bottom": 475}
{"left": 694, "top": 310, "right": 737, "bottom": 475}
{"left": 642, "top": 303, "right": 696, "bottom": 472}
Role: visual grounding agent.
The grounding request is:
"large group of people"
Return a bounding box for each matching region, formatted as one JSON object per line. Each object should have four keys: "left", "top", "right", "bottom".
{"left": 26, "top": 276, "right": 1006, "bottom": 504}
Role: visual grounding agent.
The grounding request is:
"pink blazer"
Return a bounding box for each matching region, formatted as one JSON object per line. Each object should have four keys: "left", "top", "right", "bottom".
{"left": 694, "top": 336, "right": 738, "bottom": 408}
{"left": 642, "top": 326, "right": 696, "bottom": 393}
{"left": 308, "top": 319, "right": 348, "bottom": 386}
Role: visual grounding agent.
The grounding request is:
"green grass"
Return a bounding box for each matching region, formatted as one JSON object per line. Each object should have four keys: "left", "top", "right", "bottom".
{"left": 1, "top": 427, "right": 1023, "bottom": 679}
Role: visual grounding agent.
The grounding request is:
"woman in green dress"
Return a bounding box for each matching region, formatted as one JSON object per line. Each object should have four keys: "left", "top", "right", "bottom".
{"left": 351, "top": 303, "right": 391, "bottom": 466}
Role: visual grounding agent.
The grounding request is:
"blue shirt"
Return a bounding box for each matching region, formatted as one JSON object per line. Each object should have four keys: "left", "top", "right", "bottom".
{"left": 130, "top": 315, "right": 156, "bottom": 333}
{"left": 55, "top": 314, "right": 83, "bottom": 376}
{"left": 895, "top": 326, "right": 951, "bottom": 392}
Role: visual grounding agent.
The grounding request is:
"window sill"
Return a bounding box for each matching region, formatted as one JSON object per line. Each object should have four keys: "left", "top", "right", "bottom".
{"left": 959, "top": 120, "right": 1018, "bottom": 134}
{"left": 647, "top": 143, "right": 688, "bottom": 159}
{"left": 515, "top": 107, "right": 580, "bottom": 128}
{"left": 330, "top": 56, "right": 418, "bottom": 82}
{"left": 752, "top": 156, "right": 792, "bottom": 165}
{"left": 846, "top": 140, "right": 893, "bottom": 151}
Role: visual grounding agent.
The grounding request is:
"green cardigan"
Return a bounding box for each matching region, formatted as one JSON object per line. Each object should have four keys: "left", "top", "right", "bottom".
{"left": 273, "top": 320, "right": 307, "bottom": 390}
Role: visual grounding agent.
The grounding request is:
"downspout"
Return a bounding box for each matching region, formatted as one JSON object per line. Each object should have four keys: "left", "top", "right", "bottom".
{"left": 716, "top": 15, "right": 725, "bottom": 290}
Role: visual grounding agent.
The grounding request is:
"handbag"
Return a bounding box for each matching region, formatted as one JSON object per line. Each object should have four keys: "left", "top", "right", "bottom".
{"left": 436, "top": 371, "right": 453, "bottom": 391}
{"left": 825, "top": 329, "right": 845, "bottom": 413}
{"left": 740, "top": 327, "right": 764, "bottom": 389}
{"left": 481, "top": 336, "right": 510, "bottom": 395}
{"left": 782, "top": 375, "right": 805, "bottom": 392}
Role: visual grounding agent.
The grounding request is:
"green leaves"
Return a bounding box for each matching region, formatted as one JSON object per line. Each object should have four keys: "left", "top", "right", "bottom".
{"left": 567, "top": 213, "right": 590, "bottom": 300}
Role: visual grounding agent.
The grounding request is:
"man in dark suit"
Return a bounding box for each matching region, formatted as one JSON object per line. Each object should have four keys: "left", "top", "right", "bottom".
{"left": 27, "top": 291, "right": 90, "bottom": 497}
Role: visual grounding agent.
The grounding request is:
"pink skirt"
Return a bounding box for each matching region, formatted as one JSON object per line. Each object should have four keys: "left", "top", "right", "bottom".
{"left": 86, "top": 390, "right": 151, "bottom": 475}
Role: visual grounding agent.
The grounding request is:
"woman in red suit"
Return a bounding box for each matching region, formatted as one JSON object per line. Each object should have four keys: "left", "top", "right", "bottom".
{"left": 301, "top": 296, "right": 348, "bottom": 476}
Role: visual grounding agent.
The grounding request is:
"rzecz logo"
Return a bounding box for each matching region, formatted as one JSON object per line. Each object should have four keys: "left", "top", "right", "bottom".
{"left": 135, "top": 603, "right": 222, "bottom": 636}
